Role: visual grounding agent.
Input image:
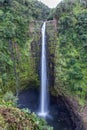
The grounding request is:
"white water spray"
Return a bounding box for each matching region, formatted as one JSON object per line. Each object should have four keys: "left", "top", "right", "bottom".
{"left": 39, "top": 22, "right": 48, "bottom": 117}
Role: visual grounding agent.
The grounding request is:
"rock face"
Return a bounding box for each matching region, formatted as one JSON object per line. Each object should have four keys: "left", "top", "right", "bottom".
{"left": 46, "top": 20, "right": 87, "bottom": 130}
{"left": 61, "top": 96, "right": 87, "bottom": 130}
{"left": 46, "top": 20, "right": 57, "bottom": 88}
{"left": 30, "top": 20, "right": 87, "bottom": 130}
{"left": 30, "top": 20, "right": 57, "bottom": 84}
{"left": 29, "top": 21, "right": 43, "bottom": 76}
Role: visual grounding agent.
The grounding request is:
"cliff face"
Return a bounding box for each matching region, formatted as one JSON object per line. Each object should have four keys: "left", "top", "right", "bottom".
{"left": 46, "top": 20, "right": 87, "bottom": 130}
{"left": 54, "top": 0, "right": 87, "bottom": 104}
{"left": 51, "top": 0, "right": 87, "bottom": 129}
{"left": 30, "top": 20, "right": 57, "bottom": 88}
{"left": 29, "top": 21, "right": 42, "bottom": 76}
{"left": 30, "top": 19, "right": 87, "bottom": 130}
{"left": 62, "top": 96, "right": 86, "bottom": 130}
{"left": 46, "top": 20, "right": 57, "bottom": 89}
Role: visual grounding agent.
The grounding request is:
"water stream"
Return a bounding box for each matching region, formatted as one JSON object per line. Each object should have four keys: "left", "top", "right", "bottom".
{"left": 39, "top": 22, "right": 48, "bottom": 117}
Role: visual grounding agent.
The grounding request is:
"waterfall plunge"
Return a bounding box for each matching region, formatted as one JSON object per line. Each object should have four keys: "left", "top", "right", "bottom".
{"left": 39, "top": 22, "right": 48, "bottom": 117}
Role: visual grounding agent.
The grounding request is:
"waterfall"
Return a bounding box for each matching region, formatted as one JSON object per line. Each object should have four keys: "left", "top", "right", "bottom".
{"left": 39, "top": 22, "right": 48, "bottom": 117}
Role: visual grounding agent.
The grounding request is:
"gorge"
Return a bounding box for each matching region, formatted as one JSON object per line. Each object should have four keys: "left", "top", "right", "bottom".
{"left": 0, "top": 0, "right": 87, "bottom": 130}
{"left": 18, "top": 21, "right": 73, "bottom": 130}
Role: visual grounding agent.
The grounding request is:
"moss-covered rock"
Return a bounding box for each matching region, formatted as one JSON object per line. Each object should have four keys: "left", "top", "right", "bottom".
{"left": 46, "top": 20, "right": 57, "bottom": 89}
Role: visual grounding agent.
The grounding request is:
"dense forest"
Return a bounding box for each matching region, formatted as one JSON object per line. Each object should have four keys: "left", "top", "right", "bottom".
{"left": 0, "top": 0, "right": 52, "bottom": 129}
{"left": 54, "top": 0, "right": 87, "bottom": 105}
{"left": 0, "top": 0, "right": 50, "bottom": 94}
{"left": 0, "top": 0, "right": 87, "bottom": 129}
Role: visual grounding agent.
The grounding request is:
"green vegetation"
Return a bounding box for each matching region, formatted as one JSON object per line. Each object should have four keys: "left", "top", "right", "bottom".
{"left": 0, "top": 1, "right": 50, "bottom": 128}
{"left": 0, "top": 1, "right": 52, "bottom": 129}
{"left": 54, "top": 0, "right": 87, "bottom": 105}
{"left": 0, "top": 106, "right": 53, "bottom": 130}
{"left": 0, "top": 90, "right": 53, "bottom": 129}
{"left": 0, "top": 92, "right": 53, "bottom": 130}
{"left": 1, "top": 0, "right": 87, "bottom": 129}
{"left": 0, "top": 0, "right": 50, "bottom": 94}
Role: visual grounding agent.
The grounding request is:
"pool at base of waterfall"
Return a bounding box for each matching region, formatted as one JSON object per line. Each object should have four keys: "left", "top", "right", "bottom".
{"left": 18, "top": 88, "right": 74, "bottom": 130}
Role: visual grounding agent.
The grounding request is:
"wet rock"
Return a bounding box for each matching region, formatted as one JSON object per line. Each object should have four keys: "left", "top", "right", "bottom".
{"left": 61, "top": 96, "right": 86, "bottom": 130}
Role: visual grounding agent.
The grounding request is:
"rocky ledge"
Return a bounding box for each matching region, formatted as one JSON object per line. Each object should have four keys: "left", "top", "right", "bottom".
{"left": 62, "top": 96, "right": 87, "bottom": 130}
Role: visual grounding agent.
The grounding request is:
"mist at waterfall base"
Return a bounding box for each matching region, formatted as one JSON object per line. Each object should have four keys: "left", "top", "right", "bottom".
{"left": 18, "top": 88, "right": 73, "bottom": 130}
{"left": 18, "top": 23, "right": 73, "bottom": 130}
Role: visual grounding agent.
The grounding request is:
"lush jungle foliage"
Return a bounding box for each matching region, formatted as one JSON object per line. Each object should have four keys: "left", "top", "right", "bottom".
{"left": 0, "top": 97, "right": 53, "bottom": 130}
{"left": 54, "top": 0, "right": 87, "bottom": 105}
{"left": 0, "top": 0, "right": 50, "bottom": 94}
{"left": 0, "top": 1, "right": 52, "bottom": 129}
{"left": 1, "top": 0, "right": 87, "bottom": 129}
